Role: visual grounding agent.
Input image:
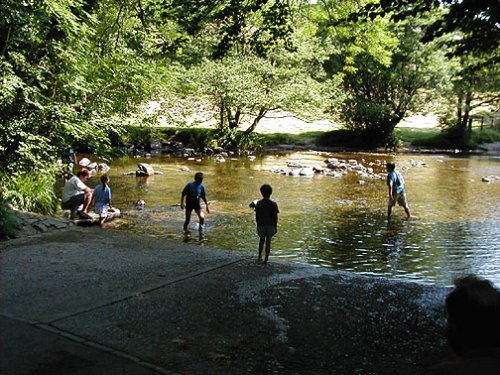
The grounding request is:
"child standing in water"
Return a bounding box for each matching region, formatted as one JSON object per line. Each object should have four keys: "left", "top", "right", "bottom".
{"left": 181, "top": 172, "right": 210, "bottom": 237}
{"left": 386, "top": 162, "right": 411, "bottom": 221}
{"left": 92, "top": 175, "right": 113, "bottom": 227}
{"left": 253, "top": 184, "right": 279, "bottom": 263}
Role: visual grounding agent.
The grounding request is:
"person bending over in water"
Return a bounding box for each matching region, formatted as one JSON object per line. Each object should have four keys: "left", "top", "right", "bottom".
{"left": 386, "top": 162, "right": 411, "bottom": 221}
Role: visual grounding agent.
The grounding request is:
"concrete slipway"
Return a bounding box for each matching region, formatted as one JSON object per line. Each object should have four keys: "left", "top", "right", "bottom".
{"left": 0, "top": 227, "right": 452, "bottom": 374}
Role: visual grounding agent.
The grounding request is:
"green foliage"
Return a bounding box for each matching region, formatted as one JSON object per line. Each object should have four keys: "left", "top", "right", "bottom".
{"left": 394, "top": 126, "right": 500, "bottom": 150}
{"left": 436, "top": 58, "right": 500, "bottom": 140}
{"left": 317, "top": 129, "right": 371, "bottom": 148}
{"left": 192, "top": 53, "right": 331, "bottom": 149}
{"left": 171, "top": 128, "right": 215, "bottom": 150}
{"left": 1, "top": 170, "right": 59, "bottom": 215}
{"left": 341, "top": 98, "right": 400, "bottom": 146}
{"left": 118, "top": 126, "right": 216, "bottom": 151}
{"left": 0, "top": 199, "right": 18, "bottom": 239}
{"left": 333, "top": 17, "right": 454, "bottom": 147}
{"left": 1, "top": 0, "right": 499, "bottom": 218}
{"left": 144, "top": 0, "right": 295, "bottom": 59}
{"left": 394, "top": 127, "right": 441, "bottom": 144}
{"left": 471, "top": 128, "right": 500, "bottom": 145}
{"left": 351, "top": 0, "right": 500, "bottom": 58}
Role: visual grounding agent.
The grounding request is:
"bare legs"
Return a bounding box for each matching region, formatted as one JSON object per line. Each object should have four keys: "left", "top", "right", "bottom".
{"left": 183, "top": 209, "right": 191, "bottom": 232}
{"left": 83, "top": 190, "right": 92, "bottom": 213}
{"left": 258, "top": 235, "right": 272, "bottom": 263}
{"left": 184, "top": 209, "right": 205, "bottom": 236}
{"left": 387, "top": 205, "right": 411, "bottom": 221}
{"left": 404, "top": 206, "right": 411, "bottom": 219}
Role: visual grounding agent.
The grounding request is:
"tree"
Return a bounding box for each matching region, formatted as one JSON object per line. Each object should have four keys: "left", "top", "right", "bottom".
{"left": 436, "top": 58, "right": 500, "bottom": 142}
{"left": 349, "top": 0, "right": 500, "bottom": 143}
{"left": 143, "top": 0, "right": 295, "bottom": 60}
{"left": 351, "top": 0, "right": 500, "bottom": 59}
{"left": 193, "top": 53, "right": 330, "bottom": 149}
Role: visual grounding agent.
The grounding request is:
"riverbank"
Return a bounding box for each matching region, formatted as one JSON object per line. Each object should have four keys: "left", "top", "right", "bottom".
{"left": 0, "top": 226, "right": 455, "bottom": 374}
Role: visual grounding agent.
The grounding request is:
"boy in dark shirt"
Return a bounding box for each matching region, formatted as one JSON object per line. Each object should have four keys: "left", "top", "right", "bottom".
{"left": 253, "top": 184, "right": 279, "bottom": 263}
{"left": 181, "top": 172, "right": 210, "bottom": 237}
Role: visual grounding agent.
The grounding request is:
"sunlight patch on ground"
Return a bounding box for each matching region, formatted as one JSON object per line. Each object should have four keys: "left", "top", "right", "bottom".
{"left": 148, "top": 99, "right": 440, "bottom": 133}
{"left": 253, "top": 111, "right": 339, "bottom": 134}
{"left": 397, "top": 114, "right": 439, "bottom": 129}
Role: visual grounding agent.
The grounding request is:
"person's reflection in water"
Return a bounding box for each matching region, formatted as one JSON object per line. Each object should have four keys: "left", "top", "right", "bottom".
{"left": 426, "top": 275, "right": 500, "bottom": 375}
{"left": 381, "top": 222, "right": 405, "bottom": 274}
{"left": 135, "top": 176, "right": 150, "bottom": 193}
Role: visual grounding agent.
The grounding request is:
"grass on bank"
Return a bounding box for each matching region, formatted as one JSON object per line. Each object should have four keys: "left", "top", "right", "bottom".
{"left": 396, "top": 126, "right": 500, "bottom": 149}
{"left": 315, "top": 126, "right": 500, "bottom": 150}
{"left": 120, "top": 124, "right": 500, "bottom": 151}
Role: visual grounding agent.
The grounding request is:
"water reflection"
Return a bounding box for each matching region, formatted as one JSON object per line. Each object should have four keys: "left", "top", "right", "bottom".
{"left": 79, "top": 152, "right": 500, "bottom": 286}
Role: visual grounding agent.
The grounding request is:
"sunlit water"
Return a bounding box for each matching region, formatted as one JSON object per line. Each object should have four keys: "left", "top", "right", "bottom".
{"left": 77, "top": 152, "right": 500, "bottom": 287}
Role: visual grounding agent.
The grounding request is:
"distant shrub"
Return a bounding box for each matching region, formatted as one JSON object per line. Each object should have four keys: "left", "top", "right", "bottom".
{"left": 471, "top": 128, "right": 500, "bottom": 145}
{"left": 316, "top": 129, "right": 377, "bottom": 148}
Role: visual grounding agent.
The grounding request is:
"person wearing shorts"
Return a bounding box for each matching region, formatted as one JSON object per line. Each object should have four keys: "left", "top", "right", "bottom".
{"left": 62, "top": 169, "right": 92, "bottom": 219}
{"left": 254, "top": 184, "right": 279, "bottom": 263}
{"left": 386, "top": 162, "right": 411, "bottom": 221}
{"left": 181, "top": 172, "right": 210, "bottom": 237}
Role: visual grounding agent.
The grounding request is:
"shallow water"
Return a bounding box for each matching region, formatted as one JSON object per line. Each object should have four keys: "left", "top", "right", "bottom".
{"left": 80, "top": 152, "right": 500, "bottom": 287}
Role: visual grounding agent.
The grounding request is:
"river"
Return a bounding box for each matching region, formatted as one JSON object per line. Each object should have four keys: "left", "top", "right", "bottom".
{"left": 79, "top": 151, "right": 500, "bottom": 287}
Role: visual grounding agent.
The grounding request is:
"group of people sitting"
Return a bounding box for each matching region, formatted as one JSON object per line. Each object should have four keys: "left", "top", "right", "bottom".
{"left": 61, "top": 169, "right": 112, "bottom": 227}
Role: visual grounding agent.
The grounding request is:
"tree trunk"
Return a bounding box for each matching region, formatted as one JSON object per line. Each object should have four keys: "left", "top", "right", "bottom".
{"left": 244, "top": 108, "right": 267, "bottom": 135}
{"left": 462, "top": 92, "right": 472, "bottom": 133}
{"left": 227, "top": 108, "right": 241, "bottom": 130}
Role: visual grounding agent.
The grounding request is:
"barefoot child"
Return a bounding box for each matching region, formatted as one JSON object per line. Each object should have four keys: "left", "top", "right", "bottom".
{"left": 386, "top": 162, "right": 411, "bottom": 221}
{"left": 92, "top": 175, "right": 113, "bottom": 227}
{"left": 254, "top": 184, "right": 279, "bottom": 263}
{"left": 181, "top": 172, "right": 210, "bottom": 237}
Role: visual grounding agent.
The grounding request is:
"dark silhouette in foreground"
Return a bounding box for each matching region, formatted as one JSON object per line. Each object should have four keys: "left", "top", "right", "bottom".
{"left": 252, "top": 184, "right": 279, "bottom": 264}
{"left": 427, "top": 275, "right": 500, "bottom": 374}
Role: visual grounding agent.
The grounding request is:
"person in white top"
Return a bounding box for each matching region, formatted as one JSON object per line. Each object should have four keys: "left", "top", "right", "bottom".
{"left": 62, "top": 169, "right": 92, "bottom": 219}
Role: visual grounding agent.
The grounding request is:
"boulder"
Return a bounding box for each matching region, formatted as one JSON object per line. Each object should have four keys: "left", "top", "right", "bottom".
{"left": 150, "top": 139, "right": 162, "bottom": 150}
{"left": 215, "top": 154, "right": 226, "bottom": 163}
{"left": 287, "top": 160, "right": 303, "bottom": 169}
{"left": 299, "top": 168, "right": 314, "bottom": 177}
{"left": 98, "top": 163, "right": 110, "bottom": 173}
{"left": 136, "top": 163, "right": 154, "bottom": 176}
{"left": 482, "top": 175, "right": 500, "bottom": 183}
{"left": 79, "top": 157, "right": 91, "bottom": 167}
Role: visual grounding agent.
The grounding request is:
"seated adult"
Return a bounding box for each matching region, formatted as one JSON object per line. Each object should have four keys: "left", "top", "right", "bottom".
{"left": 62, "top": 169, "right": 92, "bottom": 219}
{"left": 427, "top": 275, "right": 500, "bottom": 374}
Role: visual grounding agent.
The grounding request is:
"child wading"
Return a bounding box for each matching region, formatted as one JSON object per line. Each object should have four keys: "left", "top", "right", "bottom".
{"left": 92, "top": 175, "right": 113, "bottom": 227}
{"left": 386, "top": 162, "right": 411, "bottom": 221}
{"left": 253, "top": 184, "right": 279, "bottom": 263}
{"left": 181, "top": 172, "right": 210, "bottom": 238}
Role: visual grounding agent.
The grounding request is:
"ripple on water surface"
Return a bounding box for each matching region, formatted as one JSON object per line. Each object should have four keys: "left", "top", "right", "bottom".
{"left": 92, "top": 152, "right": 499, "bottom": 287}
